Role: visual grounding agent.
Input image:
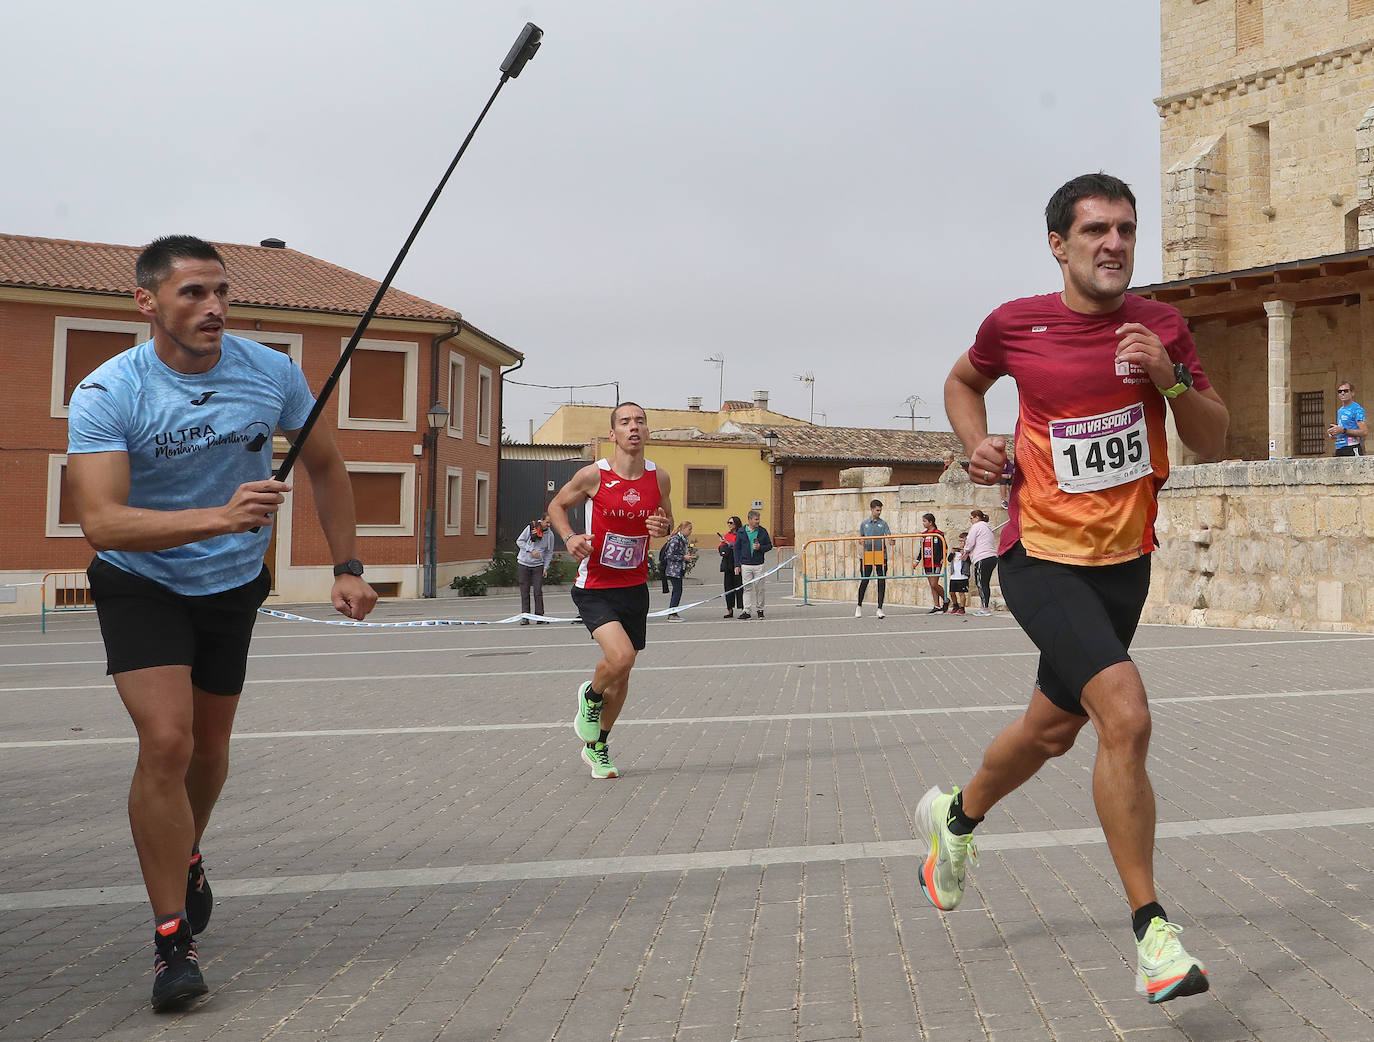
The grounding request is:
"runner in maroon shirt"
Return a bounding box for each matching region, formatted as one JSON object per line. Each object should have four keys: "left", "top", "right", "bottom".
{"left": 549, "top": 402, "right": 673, "bottom": 778}
{"left": 927, "top": 172, "right": 1229, "bottom": 1005}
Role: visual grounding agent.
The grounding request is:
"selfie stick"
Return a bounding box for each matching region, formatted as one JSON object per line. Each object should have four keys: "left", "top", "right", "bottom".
{"left": 268, "top": 23, "right": 543, "bottom": 487}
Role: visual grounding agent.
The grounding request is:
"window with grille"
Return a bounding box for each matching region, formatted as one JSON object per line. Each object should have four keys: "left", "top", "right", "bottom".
{"left": 1296, "top": 391, "right": 1326, "bottom": 455}
{"left": 685, "top": 467, "right": 725, "bottom": 509}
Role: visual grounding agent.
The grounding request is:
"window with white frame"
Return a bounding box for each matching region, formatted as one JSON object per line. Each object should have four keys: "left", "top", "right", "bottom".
{"left": 477, "top": 366, "right": 493, "bottom": 444}
{"left": 45, "top": 454, "right": 85, "bottom": 537}
{"left": 444, "top": 467, "right": 463, "bottom": 535}
{"left": 337, "top": 338, "right": 419, "bottom": 431}
{"left": 50, "top": 317, "right": 150, "bottom": 417}
{"left": 346, "top": 462, "right": 415, "bottom": 536}
{"left": 226, "top": 328, "right": 304, "bottom": 367}
{"left": 474, "top": 470, "right": 490, "bottom": 534}
{"left": 447, "top": 352, "right": 466, "bottom": 438}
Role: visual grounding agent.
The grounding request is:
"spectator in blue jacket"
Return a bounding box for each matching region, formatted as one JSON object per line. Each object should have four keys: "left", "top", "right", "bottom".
{"left": 733, "top": 509, "right": 773, "bottom": 620}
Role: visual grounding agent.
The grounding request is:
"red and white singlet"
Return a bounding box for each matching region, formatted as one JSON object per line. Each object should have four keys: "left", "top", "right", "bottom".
{"left": 575, "top": 458, "right": 663, "bottom": 590}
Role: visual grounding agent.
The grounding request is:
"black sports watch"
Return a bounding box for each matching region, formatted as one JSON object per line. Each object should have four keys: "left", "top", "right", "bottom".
{"left": 1160, "top": 363, "right": 1193, "bottom": 399}
{"left": 332, "top": 558, "right": 365, "bottom": 577}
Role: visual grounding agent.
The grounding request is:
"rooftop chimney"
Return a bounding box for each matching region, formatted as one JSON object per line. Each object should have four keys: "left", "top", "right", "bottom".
{"left": 260, "top": 238, "right": 286, "bottom": 249}
{"left": 752, "top": 390, "right": 769, "bottom": 410}
{"left": 686, "top": 396, "right": 702, "bottom": 411}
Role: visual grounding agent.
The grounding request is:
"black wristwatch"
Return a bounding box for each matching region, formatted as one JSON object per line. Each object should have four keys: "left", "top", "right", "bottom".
{"left": 332, "top": 558, "right": 365, "bottom": 577}
{"left": 1160, "top": 363, "right": 1194, "bottom": 399}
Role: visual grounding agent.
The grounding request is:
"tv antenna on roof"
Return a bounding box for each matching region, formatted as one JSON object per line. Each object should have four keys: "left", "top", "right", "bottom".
{"left": 894, "top": 394, "right": 930, "bottom": 431}
{"left": 795, "top": 371, "right": 816, "bottom": 423}
{"left": 704, "top": 354, "right": 725, "bottom": 410}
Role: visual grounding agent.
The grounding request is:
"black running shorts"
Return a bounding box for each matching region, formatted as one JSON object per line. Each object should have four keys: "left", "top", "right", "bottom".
{"left": 571, "top": 582, "right": 650, "bottom": 651}
{"left": 996, "top": 541, "right": 1151, "bottom": 716}
{"left": 948, "top": 578, "right": 970, "bottom": 593}
{"left": 87, "top": 557, "right": 272, "bottom": 696}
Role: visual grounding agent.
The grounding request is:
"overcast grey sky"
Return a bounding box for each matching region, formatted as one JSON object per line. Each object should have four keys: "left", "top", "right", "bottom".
{"left": 4, "top": 1, "right": 1164, "bottom": 439}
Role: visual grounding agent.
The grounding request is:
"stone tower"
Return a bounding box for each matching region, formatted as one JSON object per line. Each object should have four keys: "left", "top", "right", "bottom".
{"left": 1158, "top": 0, "right": 1374, "bottom": 280}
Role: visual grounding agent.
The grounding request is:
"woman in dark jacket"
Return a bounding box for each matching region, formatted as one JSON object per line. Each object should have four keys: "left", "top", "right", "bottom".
{"left": 719, "top": 515, "right": 743, "bottom": 618}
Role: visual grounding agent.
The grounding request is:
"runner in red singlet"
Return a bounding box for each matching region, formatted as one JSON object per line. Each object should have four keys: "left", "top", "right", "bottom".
{"left": 548, "top": 402, "right": 673, "bottom": 779}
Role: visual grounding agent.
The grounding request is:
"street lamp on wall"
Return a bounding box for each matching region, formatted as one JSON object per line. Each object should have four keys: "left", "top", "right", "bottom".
{"left": 761, "top": 428, "right": 779, "bottom": 459}
{"left": 761, "top": 430, "right": 782, "bottom": 543}
{"left": 423, "top": 402, "right": 449, "bottom": 598}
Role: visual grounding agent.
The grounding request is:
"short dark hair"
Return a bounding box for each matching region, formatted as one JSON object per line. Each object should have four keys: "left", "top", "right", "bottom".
{"left": 1045, "top": 173, "right": 1137, "bottom": 238}
{"left": 135, "top": 235, "right": 225, "bottom": 290}
{"left": 870, "top": 499, "right": 883, "bottom": 508}
{"left": 610, "top": 401, "right": 646, "bottom": 428}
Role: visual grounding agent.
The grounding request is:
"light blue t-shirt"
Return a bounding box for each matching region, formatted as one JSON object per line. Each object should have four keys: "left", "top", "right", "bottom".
{"left": 1336, "top": 401, "right": 1366, "bottom": 451}
{"left": 67, "top": 334, "right": 315, "bottom": 595}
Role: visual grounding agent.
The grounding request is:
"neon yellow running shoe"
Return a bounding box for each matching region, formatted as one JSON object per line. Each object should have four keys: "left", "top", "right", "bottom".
{"left": 1136, "top": 917, "right": 1208, "bottom": 1003}
{"left": 573, "top": 681, "right": 602, "bottom": 743}
{"left": 914, "top": 786, "right": 978, "bottom": 911}
{"left": 581, "top": 741, "right": 618, "bottom": 779}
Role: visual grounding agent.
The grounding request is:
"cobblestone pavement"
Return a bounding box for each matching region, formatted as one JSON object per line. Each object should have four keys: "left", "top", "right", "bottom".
{"left": 2, "top": 584, "right": 1372, "bottom": 1041}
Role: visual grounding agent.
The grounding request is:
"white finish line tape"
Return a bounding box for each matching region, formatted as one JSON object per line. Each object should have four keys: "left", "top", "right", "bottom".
{"left": 258, "top": 559, "right": 794, "bottom": 628}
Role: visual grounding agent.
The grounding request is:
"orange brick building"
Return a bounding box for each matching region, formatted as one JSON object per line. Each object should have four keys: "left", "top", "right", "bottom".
{"left": 0, "top": 233, "right": 522, "bottom": 614}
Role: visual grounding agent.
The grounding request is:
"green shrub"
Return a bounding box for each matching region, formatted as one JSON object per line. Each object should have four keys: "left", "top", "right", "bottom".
{"left": 483, "top": 550, "right": 520, "bottom": 587}
{"left": 450, "top": 573, "right": 488, "bottom": 596}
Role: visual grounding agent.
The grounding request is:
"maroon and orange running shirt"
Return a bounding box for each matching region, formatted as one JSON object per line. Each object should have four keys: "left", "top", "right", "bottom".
{"left": 967, "top": 292, "right": 1211, "bottom": 566}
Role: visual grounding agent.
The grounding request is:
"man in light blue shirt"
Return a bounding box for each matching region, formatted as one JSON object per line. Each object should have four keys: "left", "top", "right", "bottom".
{"left": 66, "top": 235, "right": 377, "bottom": 1012}
{"left": 1329, "top": 382, "right": 1366, "bottom": 456}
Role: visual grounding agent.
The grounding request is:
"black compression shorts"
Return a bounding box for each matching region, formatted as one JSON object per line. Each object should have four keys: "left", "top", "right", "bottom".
{"left": 88, "top": 557, "right": 271, "bottom": 696}
{"left": 571, "top": 583, "right": 650, "bottom": 651}
{"left": 996, "top": 541, "right": 1150, "bottom": 716}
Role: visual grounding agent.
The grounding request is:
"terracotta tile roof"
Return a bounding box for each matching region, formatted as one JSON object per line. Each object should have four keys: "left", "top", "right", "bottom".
{"left": 732, "top": 422, "right": 974, "bottom": 464}
{"left": 0, "top": 232, "right": 461, "bottom": 321}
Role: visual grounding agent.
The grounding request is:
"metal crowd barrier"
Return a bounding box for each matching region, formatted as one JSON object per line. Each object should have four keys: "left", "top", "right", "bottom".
{"left": 800, "top": 534, "right": 949, "bottom": 605}
{"left": 42, "top": 570, "right": 95, "bottom": 632}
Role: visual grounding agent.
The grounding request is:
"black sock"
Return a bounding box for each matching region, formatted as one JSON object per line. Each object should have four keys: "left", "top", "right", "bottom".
{"left": 154, "top": 910, "right": 188, "bottom": 930}
{"left": 946, "top": 790, "right": 983, "bottom": 836}
{"left": 586, "top": 687, "right": 603, "bottom": 703}
{"left": 599, "top": 729, "right": 610, "bottom": 744}
{"left": 1132, "top": 902, "right": 1167, "bottom": 940}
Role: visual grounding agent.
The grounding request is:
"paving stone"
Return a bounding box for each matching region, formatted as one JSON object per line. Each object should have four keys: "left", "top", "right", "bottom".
{"left": 0, "top": 600, "right": 1371, "bottom": 1040}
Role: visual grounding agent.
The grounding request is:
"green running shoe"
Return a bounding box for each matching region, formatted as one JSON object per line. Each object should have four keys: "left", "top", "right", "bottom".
{"left": 581, "top": 741, "right": 618, "bottom": 779}
{"left": 1136, "top": 917, "right": 1208, "bottom": 1003}
{"left": 573, "top": 681, "right": 602, "bottom": 743}
{"left": 914, "top": 785, "right": 979, "bottom": 911}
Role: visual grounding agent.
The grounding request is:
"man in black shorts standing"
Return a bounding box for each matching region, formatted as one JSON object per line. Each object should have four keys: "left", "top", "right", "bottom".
{"left": 548, "top": 402, "right": 672, "bottom": 779}
{"left": 923, "top": 173, "right": 1229, "bottom": 1003}
{"left": 67, "top": 236, "right": 377, "bottom": 1011}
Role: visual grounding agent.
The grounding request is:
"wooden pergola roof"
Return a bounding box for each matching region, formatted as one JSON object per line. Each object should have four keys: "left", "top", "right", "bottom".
{"left": 1133, "top": 248, "right": 1374, "bottom": 324}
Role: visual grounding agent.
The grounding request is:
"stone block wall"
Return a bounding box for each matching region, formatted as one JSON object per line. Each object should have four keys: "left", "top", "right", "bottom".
{"left": 1150, "top": 456, "right": 1374, "bottom": 630}
{"left": 795, "top": 458, "right": 1374, "bottom": 633}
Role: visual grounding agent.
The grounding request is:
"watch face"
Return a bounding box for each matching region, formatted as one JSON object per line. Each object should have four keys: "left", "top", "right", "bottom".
{"left": 1174, "top": 363, "right": 1193, "bottom": 388}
